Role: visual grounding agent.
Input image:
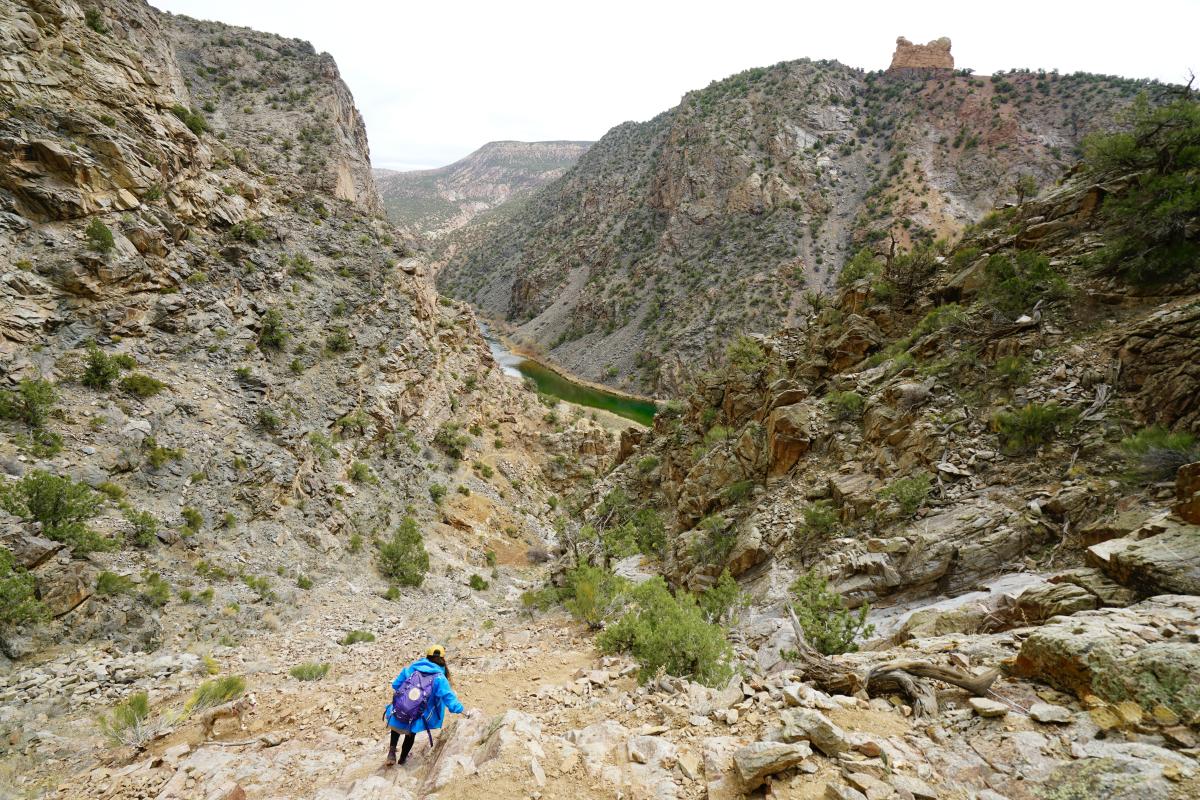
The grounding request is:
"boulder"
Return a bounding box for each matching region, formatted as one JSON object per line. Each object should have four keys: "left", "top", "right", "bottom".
{"left": 1175, "top": 462, "right": 1200, "bottom": 524}
{"left": 1012, "top": 582, "right": 1099, "bottom": 623}
{"left": 34, "top": 559, "right": 96, "bottom": 617}
{"left": 774, "top": 708, "right": 848, "bottom": 756}
{"left": 968, "top": 697, "right": 1009, "bottom": 718}
{"left": 733, "top": 741, "right": 811, "bottom": 788}
{"left": 765, "top": 402, "right": 817, "bottom": 478}
{"left": 1095, "top": 519, "right": 1200, "bottom": 595}
{"left": 1029, "top": 703, "right": 1072, "bottom": 724}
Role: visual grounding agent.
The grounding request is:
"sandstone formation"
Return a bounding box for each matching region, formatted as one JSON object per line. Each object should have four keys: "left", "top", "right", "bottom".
{"left": 887, "top": 36, "right": 954, "bottom": 74}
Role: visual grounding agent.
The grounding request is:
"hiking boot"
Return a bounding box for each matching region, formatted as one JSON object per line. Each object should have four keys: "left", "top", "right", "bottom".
{"left": 398, "top": 753, "right": 408, "bottom": 766}
{"left": 385, "top": 747, "right": 397, "bottom": 765}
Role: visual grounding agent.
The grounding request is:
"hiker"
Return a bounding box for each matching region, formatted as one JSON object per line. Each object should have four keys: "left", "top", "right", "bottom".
{"left": 384, "top": 644, "right": 464, "bottom": 765}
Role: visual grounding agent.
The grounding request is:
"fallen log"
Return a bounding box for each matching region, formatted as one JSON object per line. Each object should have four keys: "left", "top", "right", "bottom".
{"left": 785, "top": 604, "right": 999, "bottom": 716}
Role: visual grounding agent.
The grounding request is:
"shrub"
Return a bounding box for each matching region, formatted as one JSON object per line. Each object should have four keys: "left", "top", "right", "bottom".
{"left": 824, "top": 390, "right": 864, "bottom": 420}
{"left": 598, "top": 577, "right": 734, "bottom": 687}
{"left": 186, "top": 676, "right": 246, "bottom": 711}
{"left": 141, "top": 572, "right": 170, "bottom": 607}
{"left": 123, "top": 508, "right": 158, "bottom": 548}
{"left": 468, "top": 574, "right": 489, "bottom": 591}
{"left": 377, "top": 517, "right": 429, "bottom": 587}
{"left": 428, "top": 483, "right": 446, "bottom": 504}
{"left": 1121, "top": 426, "right": 1200, "bottom": 480}
{"left": 98, "top": 693, "right": 155, "bottom": 748}
{"left": 993, "top": 402, "right": 1076, "bottom": 454}
{"left": 258, "top": 309, "right": 289, "bottom": 351}
{"left": 96, "top": 570, "right": 134, "bottom": 596}
{"left": 690, "top": 514, "right": 735, "bottom": 565}
{"left": 229, "top": 221, "right": 264, "bottom": 242}
{"left": 1083, "top": 96, "right": 1200, "bottom": 283}
{"left": 564, "top": 565, "right": 629, "bottom": 629}
{"left": 980, "top": 251, "right": 1068, "bottom": 318}
{"left": 340, "top": 630, "right": 375, "bottom": 646}
{"left": 84, "top": 8, "right": 108, "bottom": 34}
{"left": 384, "top": 585, "right": 400, "bottom": 601}
{"left": 325, "top": 326, "right": 353, "bottom": 353}
{"left": 181, "top": 507, "right": 203, "bottom": 534}
{"left": 241, "top": 574, "right": 275, "bottom": 602}
{"left": 290, "top": 662, "right": 330, "bottom": 681}
{"left": 169, "top": 104, "right": 208, "bottom": 136}
{"left": 120, "top": 373, "right": 166, "bottom": 398}
{"left": 698, "top": 569, "right": 747, "bottom": 625}
{"left": 0, "top": 546, "right": 45, "bottom": 625}
{"left": 143, "top": 437, "right": 184, "bottom": 469}
{"left": 484, "top": 549, "right": 497, "bottom": 567}
{"left": 725, "top": 334, "right": 768, "bottom": 376}
{"left": 636, "top": 455, "right": 660, "bottom": 474}
{"left": 434, "top": 422, "right": 470, "bottom": 459}
{"left": 81, "top": 344, "right": 126, "bottom": 390}
{"left": 0, "top": 378, "right": 56, "bottom": 429}
{"left": 0, "top": 471, "right": 111, "bottom": 553}
{"left": 348, "top": 461, "right": 373, "bottom": 483}
{"left": 880, "top": 471, "right": 933, "bottom": 518}
{"left": 85, "top": 218, "right": 114, "bottom": 252}
{"left": 800, "top": 500, "right": 839, "bottom": 538}
{"left": 296, "top": 574, "right": 313, "bottom": 590}
{"left": 521, "top": 584, "right": 565, "bottom": 613}
{"left": 257, "top": 407, "right": 283, "bottom": 433}
{"left": 993, "top": 355, "right": 1029, "bottom": 386}
{"left": 789, "top": 570, "right": 873, "bottom": 655}
{"left": 837, "top": 248, "right": 881, "bottom": 287}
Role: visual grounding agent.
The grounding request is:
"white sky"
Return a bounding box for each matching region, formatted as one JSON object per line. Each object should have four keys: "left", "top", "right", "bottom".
{"left": 150, "top": 0, "right": 1199, "bottom": 171}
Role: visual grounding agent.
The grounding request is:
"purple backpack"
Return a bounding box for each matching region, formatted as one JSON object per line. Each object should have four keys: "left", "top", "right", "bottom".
{"left": 391, "top": 671, "right": 435, "bottom": 744}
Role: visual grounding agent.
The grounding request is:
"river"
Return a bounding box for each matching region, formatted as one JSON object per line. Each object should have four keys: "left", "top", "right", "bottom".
{"left": 479, "top": 322, "right": 657, "bottom": 427}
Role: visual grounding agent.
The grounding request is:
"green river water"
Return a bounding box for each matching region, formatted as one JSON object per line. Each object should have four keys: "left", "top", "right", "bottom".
{"left": 480, "top": 323, "right": 657, "bottom": 427}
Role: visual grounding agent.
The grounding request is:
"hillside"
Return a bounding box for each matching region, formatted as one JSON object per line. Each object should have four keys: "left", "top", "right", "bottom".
{"left": 438, "top": 44, "right": 1170, "bottom": 394}
{"left": 374, "top": 140, "right": 591, "bottom": 239}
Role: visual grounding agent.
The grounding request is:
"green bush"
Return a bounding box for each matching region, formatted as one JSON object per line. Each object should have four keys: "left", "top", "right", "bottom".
{"left": 258, "top": 309, "right": 289, "bottom": 351}
{"left": 993, "top": 402, "right": 1076, "bottom": 454}
{"left": 141, "top": 572, "right": 170, "bottom": 607}
{"left": 434, "top": 422, "right": 470, "bottom": 459}
{"left": 789, "top": 570, "right": 873, "bottom": 655}
{"left": 81, "top": 344, "right": 129, "bottom": 390}
{"left": 123, "top": 508, "right": 158, "bottom": 548}
{"left": 241, "top": 574, "right": 275, "bottom": 602}
{"left": 698, "top": 569, "right": 747, "bottom": 625}
{"left": 837, "top": 248, "right": 881, "bottom": 287}
{"left": 800, "top": 500, "right": 839, "bottom": 538}
{"left": 980, "top": 251, "right": 1068, "bottom": 318}
{"left": 169, "top": 104, "right": 208, "bottom": 136}
{"left": 348, "top": 461, "right": 373, "bottom": 483}
{"left": 296, "top": 574, "right": 313, "bottom": 590}
{"left": 880, "top": 471, "right": 933, "bottom": 518}
{"left": 468, "top": 573, "right": 489, "bottom": 591}
{"left": 377, "top": 517, "right": 429, "bottom": 587}
{"left": 181, "top": 507, "right": 203, "bottom": 534}
{"left": 993, "top": 355, "right": 1029, "bottom": 387}
{"left": 84, "top": 8, "right": 108, "bottom": 34}
{"left": 98, "top": 693, "right": 154, "bottom": 748}
{"left": 85, "top": 218, "right": 114, "bottom": 252}
{"left": 325, "top": 326, "right": 353, "bottom": 353}
{"left": 340, "top": 630, "right": 375, "bottom": 646}
{"left": 690, "top": 514, "right": 735, "bottom": 565}
{"left": 0, "top": 546, "right": 44, "bottom": 625}
{"left": 1121, "top": 426, "right": 1200, "bottom": 480}
{"left": 1084, "top": 96, "right": 1200, "bottom": 283}
{"left": 428, "top": 483, "right": 447, "bottom": 504}
{"left": 0, "top": 378, "right": 56, "bottom": 429}
{"left": 186, "top": 675, "right": 245, "bottom": 711}
{"left": 563, "top": 565, "right": 629, "bottom": 629}
{"left": 95, "top": 570, "right": 134, "bottom": 596}
{"left": 120, "top": 373, "right": 166, "bottom": 398}
{"left": 725, "top": 334, "right": 768, "bottom": 376}
{"left": 598, "top": 577, "right": 734, "bottom": 687}
{"left": 824, "top": 390, "right": 864, "bottom": 420}
{"left": 0, "top": 471, "right": 112, "bottom": 553}
{"left": 593, "top": 489, "right": 666, "bottom": 558}
{"left": 636, "top": 455, "right": 660, "bottom": 474}
{"left": 290, "top": 662, "right": 330, "bottom": 681}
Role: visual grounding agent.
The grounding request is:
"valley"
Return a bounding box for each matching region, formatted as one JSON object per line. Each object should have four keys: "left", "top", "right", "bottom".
{"left": 0, "top": 6, "right": 1197, "bottom": 800}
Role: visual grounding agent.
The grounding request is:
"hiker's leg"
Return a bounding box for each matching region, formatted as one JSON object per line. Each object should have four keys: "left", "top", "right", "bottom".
{"left": 389, "top": 730, "right": 401, "bottom": 749}
{"left": 386, "top": 729, "right": 400, "bottom": 763}
{"left": 398, "top": 732, "right": 416, "bottom": 763}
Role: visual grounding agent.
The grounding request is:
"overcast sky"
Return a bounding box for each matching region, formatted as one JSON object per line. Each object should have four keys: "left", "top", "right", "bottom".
{"left": 151, "top": 0, "right": 1198, "bottom": 171}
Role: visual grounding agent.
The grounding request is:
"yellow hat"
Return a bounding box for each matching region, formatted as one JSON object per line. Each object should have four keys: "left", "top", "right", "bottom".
{"left": 426, "top": 644, "right": 446, "bottom": 658}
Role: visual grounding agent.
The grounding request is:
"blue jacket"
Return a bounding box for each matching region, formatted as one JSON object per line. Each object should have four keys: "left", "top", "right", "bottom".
{"left": 384, "top": 659, "right": 463, "bottom": 733}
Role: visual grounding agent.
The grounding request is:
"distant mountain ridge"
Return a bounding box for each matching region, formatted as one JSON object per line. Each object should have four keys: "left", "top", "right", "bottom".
{"left": 374, "top": 140, "right": 592, "bottom": 238}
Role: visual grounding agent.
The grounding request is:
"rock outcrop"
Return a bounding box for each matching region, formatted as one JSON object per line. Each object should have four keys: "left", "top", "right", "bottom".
{"left": 887, "top": 36, "right": 954, "bottom": 74}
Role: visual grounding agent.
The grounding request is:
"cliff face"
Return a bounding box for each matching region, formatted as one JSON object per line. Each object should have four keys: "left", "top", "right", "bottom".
{"left": 887, "top": 36, "right": 954, "bottom": 73}
{"left": 374, "top": 140, "right": 591, "bottom": 239}
{"left": 438, "top": 56, "right": 1162, "bottom": 394}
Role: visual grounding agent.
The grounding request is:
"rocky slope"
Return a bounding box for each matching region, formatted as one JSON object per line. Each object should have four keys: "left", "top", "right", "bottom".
{"left": 438, "top": 46, "right": 1170, "bottom": 394}
{"left": 374, "top": 140, "right": 591, "bottom": 240}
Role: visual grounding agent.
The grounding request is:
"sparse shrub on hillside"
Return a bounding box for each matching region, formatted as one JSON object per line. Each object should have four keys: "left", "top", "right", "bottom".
{"left": 229, "top": 220, "right": 264, "bottom": 243}
{"left": 724, "top": 334, "right": 769, "bottom": 377}
{"left": 981, "top": 251, "right": 1068, "bottom": 318}
{"left": 186, "top": 676, "right": 245, "bottom": 711}
{"left": 636, "top": 455, "right": 660, "bottom": 474}
{"left": 340, "top": 630, "right": 375, "bottom": 646}
{"left": 837, "top": 248, "right": 882, "bottom": 287}
{"left": 81, "top": 343, "right": 127, "bottom": 389}
{"left": 1084, "top": 96, "right": 1200, "bottom": 283}
{"left": 1014, "top": 173, "right": 1039, "bottom": 204}
{"left": 563, "top": 565, "right": 629, "bottom": 629}
{"left": 325, "top": 326, "right": 353, "bottom": 353}
{"left": 258, "top": 309, "right": 289, "bottom": 351}
{"left": 120, "top": 373, "right": 166, "bottom": 398}
{"left": 880, "top": 472, "right": 933, "bottom": 518}
{"left": 0, "top": 546, "right": 45, "bottom": 625}
{"left": 296, "top": 574, "right": 313, "bottom": 590}
{"left": 241, "top": 574, "right": 275, "bottom": 602}
{"left": 170, "top": 104, "right": 208, "bottom": 136}
{"left": 690, "top": 514, "right": 735, "bottom": 565}
{"left": 0, "top": 471, "right": 111, "bottom": 553}
{"left": 123, "top": 508, "right": 158, "bottom": 548}
{"left": 993, "top": 355, "right": 1030, "bottom": 387}
{"left": 257, "top": 407, "right": 282, "bottom": 433}
{"left": 95, "top": 570, "right": 134, "bottom": 596}
{"left": 993, "top": 402, "right": 1076, "bottom": 454}
{"left": 1121, "top": 426, "right": 1200, "bottom": 480}
{"left": 468, "top": 573, "right": 489, "bottom": 591}
{"left": 97, "top": 692, "right": 154, "bottom": 748}
{"left": 428, "top": 483, "right": 447, "bottom": 504}
{"left": 598, "top": 577, "right": 734, "bottom": 687}
{"left": 290, "top": 662, "right": 330, "bottom": 681}
{"left": 592, "top": 488, "right": 666, "bottom": 558}
{"left": 800, "top": 500, "right": 839, "bottom": 539}
{"left": 433, "top": 422, "right": 470, "bottom": 459}
{"left": 0, "top": 378, "right": 56, "bottom": 430}
{"left": 86, "top": 218, "right": 114, "bottom": 252}
{"left": 377, "top": 517, "right": 429, "bottom": 587}
{"left": 143, "top": 436, "right": 184, "bottom": 470}
{"left": 824, "top": 390, "right": 864, "bottom": 420}
{"left": 347, "top": 461, "right": 373, "bottom": 483}
{"left": 84, "top": 8, "right": 109, "bottom": 34}
{"left": 698, "top": 569, "right": 748, "bottom": 625}
{"left": 181, "top": 507, "right": 203, "bottom": 534}
{"left": 141, "top": 572, "right": 170, "bottom": 607}
{"left": 788, "top": 570, "right": 873, "bottom": 655}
